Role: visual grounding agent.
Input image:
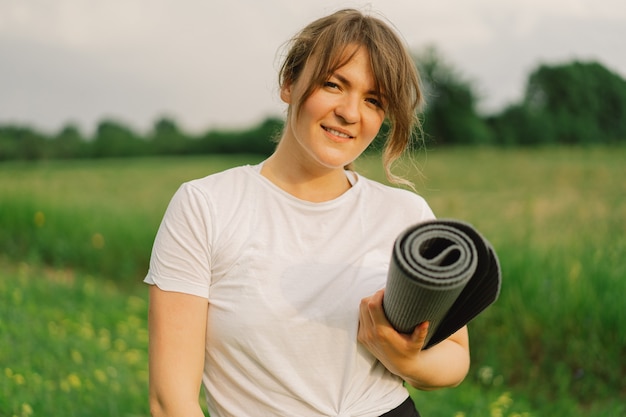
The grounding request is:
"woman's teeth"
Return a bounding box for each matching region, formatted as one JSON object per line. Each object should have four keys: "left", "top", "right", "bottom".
{"left": 324, "top": 127, "right": 351, "bottom": 138}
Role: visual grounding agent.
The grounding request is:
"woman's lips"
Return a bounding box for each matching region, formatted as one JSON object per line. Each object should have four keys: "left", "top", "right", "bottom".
{"left": 322, "top": 125, "right": 354, "bottom": 139}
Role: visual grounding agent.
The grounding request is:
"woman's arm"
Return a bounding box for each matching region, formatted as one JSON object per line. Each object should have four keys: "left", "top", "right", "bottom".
{"left": 148, "top": 285, "right": 208, "bottom": 417}
{"left": 358, "top": 289, "right": 470, "bottom": 390}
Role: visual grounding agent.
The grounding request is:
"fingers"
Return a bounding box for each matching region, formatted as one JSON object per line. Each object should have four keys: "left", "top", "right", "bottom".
{"left": 411, "top": 321, "right": 430, "bottom": 349}
{"left": 359, "top": 290, "right": 387, "bottom": 333}
{"left": 358, "top": 289, "right": 385, "bottom": 344}
{"left": 360, "top": 288, "right": 385, "bottom": 322}
{"left": 358, "top": 289, "right": 430, "bottom": 347}
{"left": 358, "top": 290, "right": 430, "bottom": 379}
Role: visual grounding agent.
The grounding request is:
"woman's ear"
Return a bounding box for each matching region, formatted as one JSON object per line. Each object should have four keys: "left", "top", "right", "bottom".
{"left": 280, "top": 82, "right": 293, "bottom": 104}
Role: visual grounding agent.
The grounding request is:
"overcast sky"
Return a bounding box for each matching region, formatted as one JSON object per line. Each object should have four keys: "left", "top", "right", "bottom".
{"left": 1, "top": 0, "right": 625, "bottom": 135}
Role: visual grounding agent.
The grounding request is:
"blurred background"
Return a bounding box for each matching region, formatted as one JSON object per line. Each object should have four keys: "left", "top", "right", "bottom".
{"left": 1, "top": 0, "right": 625, "bottom": 136}
{"left": 1, "top": 1, "right": 625, "bottom": 416}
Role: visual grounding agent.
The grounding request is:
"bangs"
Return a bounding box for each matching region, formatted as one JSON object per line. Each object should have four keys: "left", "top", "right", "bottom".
{"left": 295, "top": 21, "right": 391, "bottom": 115}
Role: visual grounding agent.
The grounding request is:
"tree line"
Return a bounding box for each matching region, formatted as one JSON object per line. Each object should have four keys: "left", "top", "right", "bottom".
{"left": 1, "top": 49, "right": 625, "bottom": 162}
{"left": 417, "top": 47, "right": 626, "bottom": 146}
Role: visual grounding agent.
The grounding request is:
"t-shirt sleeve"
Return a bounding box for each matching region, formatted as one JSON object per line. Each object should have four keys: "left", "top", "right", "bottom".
{"left": 144, "top": 182, "right": 212, "bottom": 299}
{"left": 419, "top": 195, "right": 436, "bottom": 221}
{"left": 401, "top": 190, "right": 436, "bottom": 223}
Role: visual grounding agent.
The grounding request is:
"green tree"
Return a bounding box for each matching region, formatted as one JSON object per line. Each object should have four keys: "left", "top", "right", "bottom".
{"left": 195, "top": 117, "right": 282, "bottom": 155}
{"left": 523, "top": 61, "right": 626, "bottom": 144}
{"left": 149, "top": 116, "right": 189, "bottom": 155}
{"left": 486, "top": 104, "right": 556, "bottom": 146}
{"left": 415, "top": 46, "right": 493, "bottom": 146}
{"left": 91, "top": 119, "right": 145, "bottom": 158}
{"left": 0, "top": 126, "right": 19, "bottom": 161}
{"left": 51, "top": 123, "right": 88, "bottom": 159}
{"left": 0, "top": 125, "right": 49, "bottom": 161}
{"left": 240, "top": 117, "right": 282, "bottom": 155}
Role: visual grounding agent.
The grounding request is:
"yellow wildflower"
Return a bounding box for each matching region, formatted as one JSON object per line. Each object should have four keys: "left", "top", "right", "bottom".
{"left": 33, "top": 211, "right": 45, "bottom": 227}
{"left": 91, "top": 233, "right": 105, "bottom": 249}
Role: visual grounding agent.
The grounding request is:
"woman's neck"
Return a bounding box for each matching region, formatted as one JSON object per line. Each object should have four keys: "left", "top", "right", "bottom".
{"left": 260, "top": 153, "right": 353, "bottom": 203}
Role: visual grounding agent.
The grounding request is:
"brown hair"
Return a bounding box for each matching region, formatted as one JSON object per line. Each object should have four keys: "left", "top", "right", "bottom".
{"left": 278, "top": 8, "right": 424, "bottom": 186}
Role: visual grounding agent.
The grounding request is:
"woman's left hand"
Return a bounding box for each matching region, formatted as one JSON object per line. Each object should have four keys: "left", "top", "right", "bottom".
{"left": 357, "top": 288, "right": 428, "bottom": 378}
{"left": 357, "top": 288, "right": 470, "bottom": 390}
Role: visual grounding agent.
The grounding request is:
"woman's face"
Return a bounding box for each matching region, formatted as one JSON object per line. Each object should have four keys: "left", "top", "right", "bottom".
{"left": 280, "top": 46, "right": 386, "bottom": 172}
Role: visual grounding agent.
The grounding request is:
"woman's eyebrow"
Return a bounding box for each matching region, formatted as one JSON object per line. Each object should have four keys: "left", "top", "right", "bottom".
{"left": 331, "top": 72, "right": 381, "bottom": 96}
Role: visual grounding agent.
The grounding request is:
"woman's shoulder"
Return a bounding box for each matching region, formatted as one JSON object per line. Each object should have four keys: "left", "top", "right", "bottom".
{"left": 355, "top": 174, "right": 434, "bottom": 221}
{"left": 165, "top": 165, "right": 260, "bottom": 215}
{"left": 357, "top": 174, "right": 429, "bottom": 207}
{"left": 183, "top": 164, "right": 258, "bottom": 194}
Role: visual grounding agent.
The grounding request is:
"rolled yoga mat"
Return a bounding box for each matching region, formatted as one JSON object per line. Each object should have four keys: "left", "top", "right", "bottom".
{"left": 383, "top": 219, "right": 501, "bottom": 349}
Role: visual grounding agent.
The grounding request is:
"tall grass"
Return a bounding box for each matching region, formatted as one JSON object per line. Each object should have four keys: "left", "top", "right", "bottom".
{"left": 1, "top": 147, "right": 624, "bottom": 416}
{"left": 406, "top": 146, "right": 626, "bottom": 416}
{"left": 0, "top": 258, "right": 150, "bottom": 416}
{"left": 0, "top": 155, "right": 265, "bottom": 282}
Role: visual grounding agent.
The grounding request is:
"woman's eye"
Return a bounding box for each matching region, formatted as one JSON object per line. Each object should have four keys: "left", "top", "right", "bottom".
{"left": 324, "top": 81, "right": 339, "bottom": 89}
{"left": 366, "top": 97, "right": 384, "bottom": 109}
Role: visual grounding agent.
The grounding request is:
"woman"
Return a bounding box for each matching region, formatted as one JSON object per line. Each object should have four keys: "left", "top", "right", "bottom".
{"left": 146, "top": 8, "right": 470, "bottom": 417}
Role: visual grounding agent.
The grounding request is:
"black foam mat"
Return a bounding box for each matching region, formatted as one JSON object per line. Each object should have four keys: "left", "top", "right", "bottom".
{"left": 383, "top": 219, "right": 501, "bottom": 349}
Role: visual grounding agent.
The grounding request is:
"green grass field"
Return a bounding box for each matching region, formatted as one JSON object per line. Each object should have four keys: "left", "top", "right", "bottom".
{"left": 1, "top": 146, "right": 625, "bottom": 416}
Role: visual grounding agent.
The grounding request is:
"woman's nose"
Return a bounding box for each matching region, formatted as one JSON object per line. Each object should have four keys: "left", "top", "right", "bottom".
{"left": 334, "top": 95, "right": 360, "bottom": 124}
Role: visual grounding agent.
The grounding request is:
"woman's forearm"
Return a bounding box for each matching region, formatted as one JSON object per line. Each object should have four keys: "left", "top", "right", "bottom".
{"left": 401, "top": 327, "right": 470, "bottom": 390}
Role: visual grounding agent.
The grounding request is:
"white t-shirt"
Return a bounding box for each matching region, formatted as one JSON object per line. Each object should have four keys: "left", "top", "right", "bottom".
{"left": 145, "top": 163, "right": 435, "bottom": 417}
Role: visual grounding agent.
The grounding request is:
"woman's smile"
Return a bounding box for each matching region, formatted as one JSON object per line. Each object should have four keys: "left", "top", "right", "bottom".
{"left": 322, "top": 125, "right": 355, "bottom": 141}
